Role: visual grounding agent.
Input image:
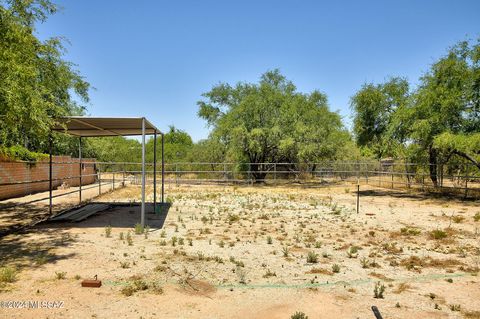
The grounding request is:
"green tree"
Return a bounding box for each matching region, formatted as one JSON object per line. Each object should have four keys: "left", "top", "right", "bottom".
{"left": 407, "top": 40, "right": 480, "bottom": 185}
{"left": 197, "top": 70, "right": 351, "bottom": 181}
{"left": 350, "top": 77, "right": 410, "bottom": 158}
{"left": 0, "top": 0, "right": 90, "bottom": 153}
{"left": 147, "top": 126, "right": 193, "bottom": 163}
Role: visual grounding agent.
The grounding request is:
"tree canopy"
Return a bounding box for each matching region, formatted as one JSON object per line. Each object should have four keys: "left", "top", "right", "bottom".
{"left": 351, "top": 39, "right": 480, "bottom": 184}
{"left": 198, "top": 69, "right": 352, "bottom": 180}
{"left": 0, "top": 0, "right": 90, "bottom": 154}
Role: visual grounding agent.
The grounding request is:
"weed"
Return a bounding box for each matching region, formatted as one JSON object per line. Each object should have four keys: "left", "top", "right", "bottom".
{"left": 360, "top": 257, "right": 370, "bottom": 269}
{"left": 120, "top": 261, "right": 130, "bottom": 269}
{"left": 373, "top": 281, "right": 385, "bottom": 298}
{"left": 282, "top": 246, "right": 290, "bottom": 257}
{"left": 74, "top": 274, "right": 81, "bottom": 280}
{"left": 449, "top": 304, "right": 461, "bottom": 312}
{"left": 263, "top": 269, "right": 277, "bottom": 278}
{"left": 55, "top": 271, "right": 66, "bottom": 280}
{"left": 430, "top": 229, "right": 447, "bottom": 240}
{"left": 267, "top": 236, "right": 273, "bottom": 244}
{"left": 306, "top": 251, "right": 319, "bottom": 263}
{"left": 134, "top": 223, "right": 144, "bottom": 235}
{"left": 474, "top": 212, "right": 480, "bottom": 222}
{"left": 126, "top": 232, "right": 133, "bottom": 246}
{"left": 0, "top": 267, "right": 16, "bottom": 283}
{"left": 105, "top": 225, "right": 112, "bottom": 238}
{"left": 452, "top": 216, "right": 464, "bottom": 224}
{"left": 119, "top": 232, "right": 124, "bottom": 240}
{"left": 291, "top": 312, "right": 308, "bottom": 319}
{"left": 347, "top": 246, "right": 359, "bottom": 258}
{"left": 332, "top": 264, "right": 340, "bottom": 273}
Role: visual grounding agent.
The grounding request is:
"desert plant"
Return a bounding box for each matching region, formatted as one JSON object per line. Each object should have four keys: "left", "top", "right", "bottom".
{"left": 267, "top": 236, "right": 273, "bottom": 244}
{"left": 120, "top": 261, "right": 130, "bottom": 269}
{"left": 126, "top": 232, "right": 133, "bottom": 246}
{"left": 134, "top": 223, "right": 144, "bottom": 235}
{"left": 105, "top": 225, "right": 112, "bottom": 238}
{"left": 119, "top": 232, "right": 124, "bottom": 240}
{"left": 282, "top": 246, "right": 290, "bottom": 257}
{"left": 474, "top": 212, "right": 480, "bottom": 222}
{"left": 307, "top": 251, "right": 319, "bottom": 263}
{"left": 0, "top": 266, "right": 17, "bottom": 283}
{"left": 291, "top": 312, "right": 308, "bottom": 319}
{"left": 332, "top": 264, "right": 340, "bottom": 273}
{"left": 430, "top": 229, "right": 447, "bottom": 240}
{"left": 360, "top": 257, "right": 370, "bottom": 269}
{"left": 55, "top": 271, "right": 66, "bottom": 280}
{"left": 374, "top": 281, "right": 385, "bottom": 298}
{"left": 347, "top": 246, "right": 359, "bottom": 258}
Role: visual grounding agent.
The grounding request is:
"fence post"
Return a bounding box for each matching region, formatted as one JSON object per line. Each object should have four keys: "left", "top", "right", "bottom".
{"left": 224, "top": 163, "right": 227, "bottom": 181}
{"left": 464, "top": 163, "right": 469, "bottom": 199}
{"left": 274, "top": 163, "right": 277, "bottom": 184}
{"left": 122, "top": 164, "right": 125, "bottom": 187}
{"left": 113, "top": 170, "right": 115, "bottom": 191}
{"left": 98, "top": 166, "right": 101, "bottom": 195}
{"left": 391, "top": 163, "right": 394, "bottom": 189}
{"left": 175, "top": 163, "right": 178, "bottom": 186}
{"left": 356, "top": 184, "right": 360, "bottom": 214}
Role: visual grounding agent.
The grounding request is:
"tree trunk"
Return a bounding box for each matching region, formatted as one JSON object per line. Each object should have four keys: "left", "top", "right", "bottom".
{"left": 250, "top": 163, "right": 267, "bottom": 183}
{"left": 429, "top": 147, "right": 438, "bottom": 187}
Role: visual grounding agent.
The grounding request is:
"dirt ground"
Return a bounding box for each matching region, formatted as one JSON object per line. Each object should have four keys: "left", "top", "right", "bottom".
{"left": 0, "top": 183, "right": 479, "bottom": 319}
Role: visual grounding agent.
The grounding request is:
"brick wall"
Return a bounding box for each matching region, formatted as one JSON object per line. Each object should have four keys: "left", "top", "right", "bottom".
{"left": 0, "top": 156, "right": 96, "bottom": 200}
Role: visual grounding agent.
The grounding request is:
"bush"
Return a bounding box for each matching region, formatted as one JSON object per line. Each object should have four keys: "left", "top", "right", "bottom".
{"left": 0, "top": 267, "right": 17, "bottom": 283}
{"left": 0, "top": 145, "right": 48, "bottom": 162}
{"left": 430, "top": 229, "right": 447, "bottom": 240}
{"left": 291, "top": 312, "right": 308, "bottom": 319}
{"left": 306, "top": 252, "right": 318, "bottom": 263}
{"left": 374, "top": 281, "right": 385, "bottom": 298}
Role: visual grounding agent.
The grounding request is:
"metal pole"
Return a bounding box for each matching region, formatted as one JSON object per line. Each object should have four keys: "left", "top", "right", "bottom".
{"left": 153, "top": 130, "right": 157, "bottom": 212}
{"left": 161, "top": 132, "right": 165, "bottom": 203}
{"left": 98, "top": 166, "right": 101, "bottom": 195}
{"left": 79, "top": 137, "right": 82, "bottom": 204}
{"left": 49, "top": 136, "right": 53, "bottom": 215}
{"left": 356, "top": 184, "right": 360, "bottom": 214}
{"left": 141, "top": 117, "right": 146, "bottom": 228}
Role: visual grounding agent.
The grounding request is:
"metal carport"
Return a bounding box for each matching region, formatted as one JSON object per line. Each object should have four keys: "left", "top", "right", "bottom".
{"left": 51, "top": 116, "right": 164, "bottom": 228}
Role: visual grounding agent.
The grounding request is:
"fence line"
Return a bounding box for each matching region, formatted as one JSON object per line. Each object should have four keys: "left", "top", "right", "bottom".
{"left": 1, "top": 160, "right": 479, "bottom": 208}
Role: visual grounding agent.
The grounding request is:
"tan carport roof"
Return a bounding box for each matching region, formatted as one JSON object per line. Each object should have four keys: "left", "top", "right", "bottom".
{"left": 52, "top": 116, "right": 160, "bottom": 137}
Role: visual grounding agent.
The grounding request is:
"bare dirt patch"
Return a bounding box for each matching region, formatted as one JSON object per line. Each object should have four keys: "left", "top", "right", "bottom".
{"left": 0, "top": 183, "right": 479, "bottom": 318}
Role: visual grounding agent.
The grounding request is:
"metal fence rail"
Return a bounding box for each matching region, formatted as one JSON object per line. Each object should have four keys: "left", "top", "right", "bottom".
{"left": 1, "top": 160, "right": 479, "bottom": 210}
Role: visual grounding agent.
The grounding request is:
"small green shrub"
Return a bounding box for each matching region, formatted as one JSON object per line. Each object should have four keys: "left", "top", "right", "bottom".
{"left": 332, "top": 264, "right": 340, "bottom": 273}
{"left": 134, "top": 223, "right": 144, "bottom": 235}
{"left": 374, "top": 281, "right": 385, "bottom": 298}
{"left": 267, "top": 236, "right": 273, "bottom": 244}
{"left": 430, "top": 229, "right": 447, "bottom": 240}
{"left": 474, "top": 212, "right": 480, "bottom": 222}
{"left": 306, "top": 251, "right": 318, "bottom": 263}
{"left": 55, "top": 271, "right": 66, "bottom": 280}
{"left": 105, "top": 225, "right": 112, "bottom": 238}
{"left": 126, "top": 232, "right": 133, "bottom": 245}
{"left": 291, "top": 311, "right": 308, "bottom": 319}
{"left": 0, "top": 267, "right": 17, "bottom": 283}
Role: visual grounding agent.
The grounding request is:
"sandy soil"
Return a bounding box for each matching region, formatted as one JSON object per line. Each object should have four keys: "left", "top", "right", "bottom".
{"left": 0, "top": 183, "right": 479, "bottom": 319}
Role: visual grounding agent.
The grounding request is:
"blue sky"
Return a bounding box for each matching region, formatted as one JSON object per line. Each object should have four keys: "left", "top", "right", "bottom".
{"left": 36, "top": 0, "right": 480, "bottom": 141}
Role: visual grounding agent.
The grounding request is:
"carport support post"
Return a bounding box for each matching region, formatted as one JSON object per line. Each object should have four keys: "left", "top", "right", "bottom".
{"left": 153, "top": 130, "right": 157, "bottom": 212}
{"left": 161, "top": 132, "right": 164, "bottom": 203}
{"left": 49, "top": 135, "right": 53, "bottom": 215}
{"left": 141, "top": 117, "right": 146, "bottom": 228}
{"left": 79, "top": 137, "right": 82, "bottom": 203}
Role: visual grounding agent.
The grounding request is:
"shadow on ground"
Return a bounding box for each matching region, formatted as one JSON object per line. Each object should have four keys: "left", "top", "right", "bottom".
{"left": 43, "top": 202, "right": 171, "bottom": 230}
{"left": 0, "top": 227, "right": 77, "bottom": 271}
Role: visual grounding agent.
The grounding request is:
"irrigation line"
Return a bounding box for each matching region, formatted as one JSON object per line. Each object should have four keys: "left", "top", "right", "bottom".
{"left": 101, "top": 272, "right": 472, "bottom": 289}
